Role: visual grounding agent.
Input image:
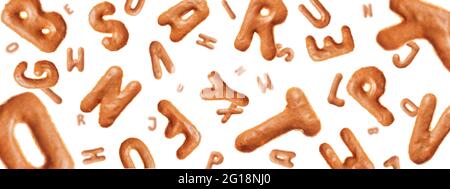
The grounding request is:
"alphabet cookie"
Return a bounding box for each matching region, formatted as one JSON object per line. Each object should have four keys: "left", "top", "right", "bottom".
{"left": 89, "top": 2, "right": 129, "bottom": 51}
{"left": 1, "top": 0, "right": 66, "bottom": 53}
{"left": 120, "top": 138, "right": 155, "bottom": 168}
{"left": 82, "top": 147, "right": 106, "bottom": 165}
{"left": 327, "top": 73, "right": 345, "bottom": 107}
{"left": 409, "top": 94, "right": 450, "bottom": 164}
{"left": 320, "top": 128, "right": 374, "bottom": 169}
{"left": 235, "top": 87, "right": 321, "bottom": 152}
{"left": 14, "top": 60, "right": 58, "bottom": 89}
{"left": 347, "top": 67, "right": 394, "bottom": 126}
{"left": 206, "top": 151, "right": 224, "bottom": 169}
{"left": 0, "top": 92, "right": 73, "bottom": 168}
{"left": 201, "top": 71, "right": 249, "bottom": 107}
{"left": 125, "top": 0, "right": 145, "bottom": 16}
{"left": 269, "top": 149, "right": 296, "bottom": 168}
{"left": 149, "top": 41, "right": 175, "bottom": 80}
{"left": 80, "top": 66, "right": 141, "bottom": 128}
{"left": 377, "top": 0, "right": 450, "bottom": 71}
{"left": 299, "top": 0, "right": 330, "bottom": 29}
{"left": 14, "top": 60, "right": 62, "bottom": 104}
{"left": 235, "top": 0, "right": 288, "bottom": 61}
{"left": 158, "top": 100, "right": 201, "bottom": 159}
{"left": 306, "top": 26, "right": 354, "bottom": 61}
{"left": 67, "top": 47, "right": 84, "bottom": 72}
{"left": 201, "top": 71, "right": 249, "bottom": 123}
{"left": 158, "top": 0, "right": 209, "bottom": 42}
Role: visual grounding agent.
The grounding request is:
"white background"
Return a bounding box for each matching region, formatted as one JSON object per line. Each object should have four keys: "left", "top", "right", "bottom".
{"left": 0, "top": 0, "right": 449, "bottom": 169}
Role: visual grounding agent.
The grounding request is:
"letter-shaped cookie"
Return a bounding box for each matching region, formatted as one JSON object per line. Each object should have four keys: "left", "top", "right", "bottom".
{"left": 14, "top": 60, "right": 59, "bottom": 89}
{"left": 158, "top": 0, "right": 209, "bottom": 42}
{"left": 67, "top": 48, "right": 84, "bottom": 72}
{"left": 384, "top": 156, "right": 400, "bottom": 169}
{"left": 235, "top": 87, "right": 321, "bottom": 152}
{"left": 327, "top": 73, "right": 345, "bottom": 107}
{"left": 306, "top": 26, "right": 354, "bottom": 61}
{"left": 206, "top": 151, "right": 224, "bottom": 169}
{"left": 347, "top": 66, "right": 394, "bottom": 126}
{"left": 235, "top": 0, "right": 287, "bottom": 61}
{"left": 89, "top": 2, "right": 129, "bottom": 51}
{"left": 409, "top": 94, "right": 450, "bottom": 164}
{"left": 158, "top": 100, "right": 201, "bottom": 159}
{"left": 393, "top": 41, "right": 419, "bottom": 68}
{"left": 377, "top": 0, "right": 450, "bottom": 71}
{"left": 320, "top": 128, "right": 374, "bottom": 169}
{"left": 200, "top": 71, "right": 249, "bottom": 106}
{"left": 1, "top": 0, "right": 67, "bottom": 52}
{"left": 125, "top": 0, "right": 145, "bottom": 16}
{"left": 81, "top": 147, "right": 105, "bottom": 165}
{"left": 298, "top": 0, "right": 330, "bottom": 29}
{"left": 149, "top": 41, "right": 175, "bottom": 80}
{"left": 0, "top": 92, "right": 73, "bottom": 168}
{"left": 80, "top": 66, "right": 141, "bottom": 128}
{"left": 269, "top": 149, "right": 296, "bottom": 168}
{"left": 120, "top": 138, "right": 155, "bottom": 168}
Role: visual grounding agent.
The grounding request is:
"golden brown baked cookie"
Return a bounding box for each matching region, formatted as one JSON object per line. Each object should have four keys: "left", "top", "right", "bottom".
{"left": 0, "top": 92, "right": 73, "bottom": 168}
{"left": 125, "top": 0, "right": 145, "bottom": 16}
{"left": 89, "top": 2, "right": 129, "bottom": 51}
{"left": 158, "top": 100, "right": 201, "bottom": 159}
{"left": 206, "top": 151, "right": 224, "bottom": 169}
{"left": 201, "top": 71, "right": 249, "bottom": 107}
{"left": 80, "top": 66, "right": 141, "bottom": 128}
{"left": 269, "top": 149, "right": 296, "bottom": 168}
{"left": 306, "top": 26, "right": 354, "bottom": 61}
{"left": 327, "top": 73, "right": 345, "bottom": 107}
{"left": 275, "top": 44, "right": 294, "bottom": 62}
{"left": 216, "top": 103, "right": 243, "bottom": 123}
{"left": 347, "top": 66, "right": 394, "bottom": 126}
{"left": 384, "top": 156, "right": 400, "bottom": 169}
{"left": 401, "top": 98, "right": 418, "bottom": 117}
{"left": 392, "top": 41, "right": 419, "bottom": 68}
{"left": 120, "top": 138, "right": 155, "bottom": 168}
{"left": 235, "top": 0, "right": 288, "bottom": 61}
{"left": 67, "top": 47, "right": 84, "bottom": 72}
{"left": 221, "top": 0, "right": 236, "bottom": 20}
{"left": 196, "top": 34, "right": 217, "bottom": 50}
{"left": 158, "top": 0, "right": 209, "bottom": 42}
{"left": 320, "top": 128, "right": 374, "bottom": 169}
{"left": 377, "top": 0, "right": 450, "bottom": 71}
{"left": 1, "top": 0, "right": 66, "bottom": 53}
{"left": 81, "top": 147, "right": 105, "bottom": 165}
{"left": 298, "top": 0, "right": 330, "bottom": 29}
{"left": 409, "top": 94, "right": 450, "bottom": 164}
{"left": 235, "top": 87, "right": 320, "bottom": 152}
{"left": 14, "top": 60, "right": 62, "bottom": 104}
{"left": 14, "top": 60, "right": 59, "bottom": 89}
{"left": 149, "top": 41, "right": 175, "bottom": 80}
